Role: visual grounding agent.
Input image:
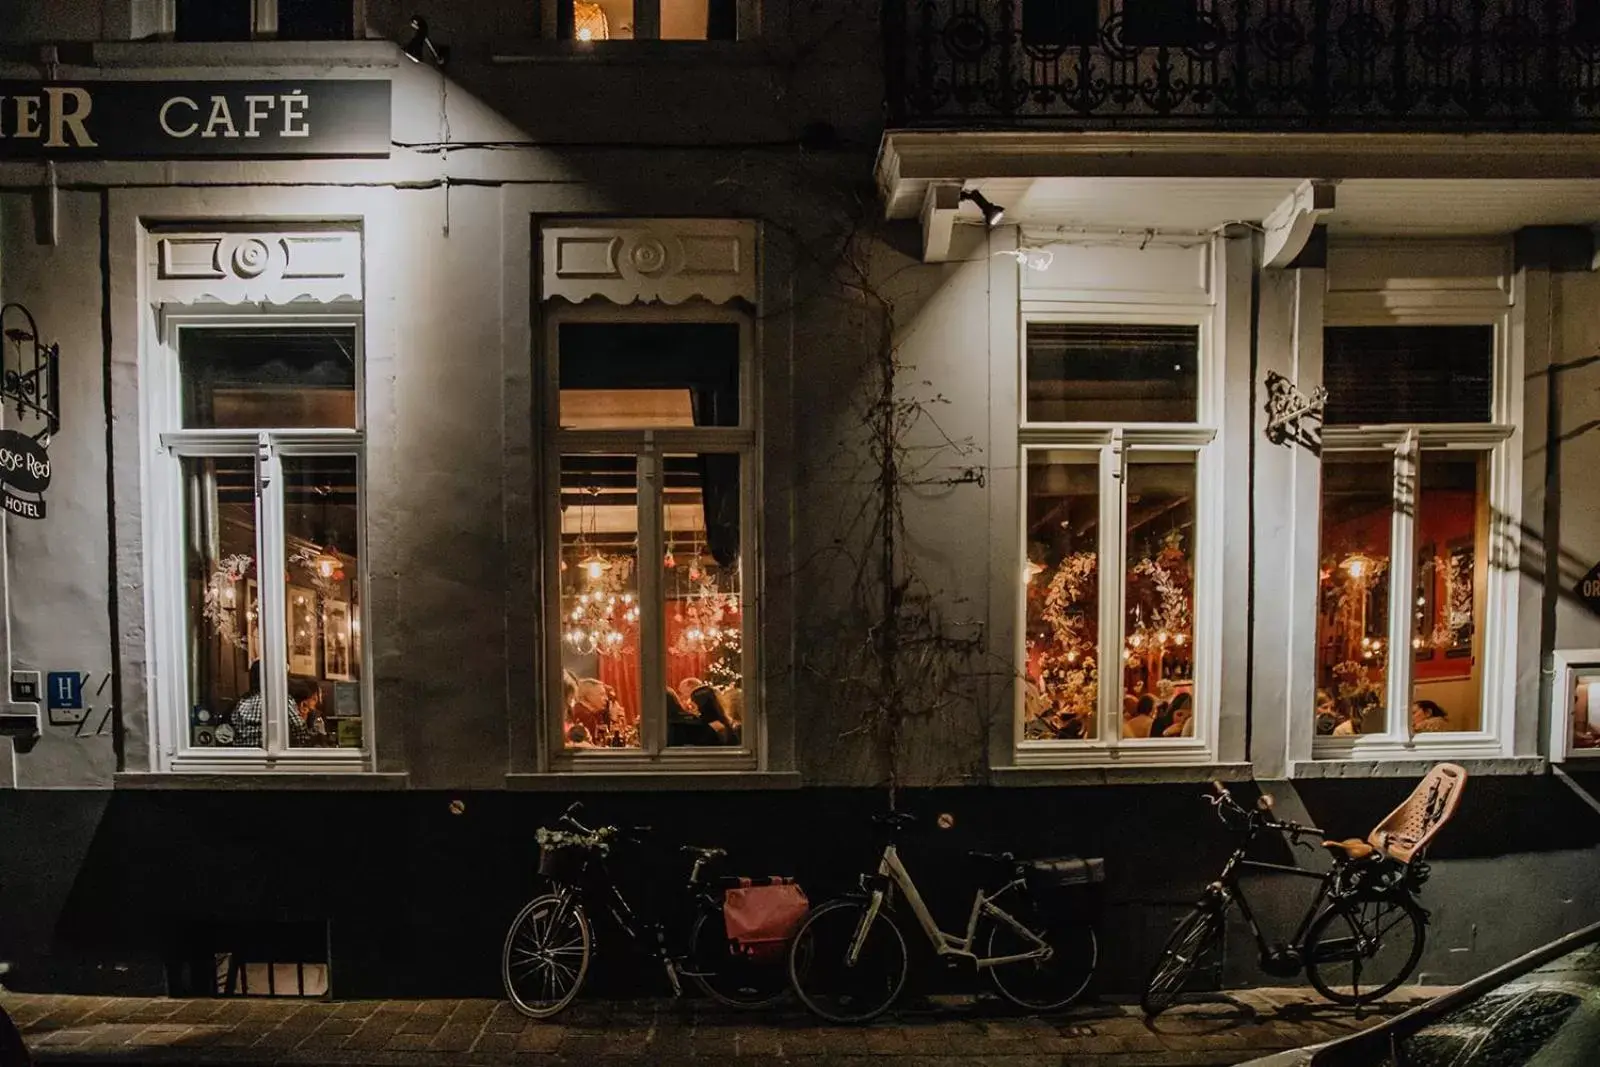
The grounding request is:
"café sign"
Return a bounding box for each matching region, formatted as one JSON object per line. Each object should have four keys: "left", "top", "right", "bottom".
{"left": 0, "top": 429, "right": 50, "bottom": 520}
{"left": 0, "top": 80, "right": 391, "bottom": 159}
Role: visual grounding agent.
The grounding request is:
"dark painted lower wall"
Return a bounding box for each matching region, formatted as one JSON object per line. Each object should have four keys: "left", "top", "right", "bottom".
{"left": 3, "top": 774, "right": 1599, "bottom": 999}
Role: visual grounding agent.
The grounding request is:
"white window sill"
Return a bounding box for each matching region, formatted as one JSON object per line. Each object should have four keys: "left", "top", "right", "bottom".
{"left": 116, "top": 772, "right": 409, "bottom": 790}
{"left": 1289, "top": 757, "right": 1545, "bottom": 779}
{"left": 506, "top": 771, "right": 801, "bottom": 792}
{"left": 92, "top": 40, "right": 400, "bottom": 68}
{"left": 992, "top": 762, "right": 1253, "bottom": 787}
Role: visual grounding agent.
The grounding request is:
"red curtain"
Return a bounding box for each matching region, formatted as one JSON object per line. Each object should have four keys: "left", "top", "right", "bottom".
{"left": 596, "top": 617, "right": 642, "bottom": 726}
{"left": 665, "top": 600, "right": 711, "bottom": 693}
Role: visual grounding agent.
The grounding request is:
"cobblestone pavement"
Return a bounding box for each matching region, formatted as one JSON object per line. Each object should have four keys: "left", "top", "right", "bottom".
{"left": 2, "top": 988, "right": 1442, "bottom": 1067}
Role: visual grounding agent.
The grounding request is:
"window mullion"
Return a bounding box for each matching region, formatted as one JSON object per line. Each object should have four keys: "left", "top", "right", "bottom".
{"left": 635, "top": 0, "right": 662, "bottom": 38}
{"left": 1098, "top": 433, "right": 1127, "bottom": 745}
{"left": 638, "top": 449, "right": 665, "bottom": 754}
{"left": 257, "top": 433, "right": 290, "bottom": 756}
{"left": 1385, "top": 432, "right": 1419, "bottom": 742}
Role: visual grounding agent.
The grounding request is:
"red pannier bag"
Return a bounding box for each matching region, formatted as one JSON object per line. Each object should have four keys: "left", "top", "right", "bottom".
{"left": 723, "top": 877, "right": 809, "bottom": 961}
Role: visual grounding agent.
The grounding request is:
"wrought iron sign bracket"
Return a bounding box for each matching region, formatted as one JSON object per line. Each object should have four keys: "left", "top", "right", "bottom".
{"left": 0, "top": 303, "right": 60, "bottom": 443}
{"left": 1263, "top": 370, "right": 1326, "bottom": 455}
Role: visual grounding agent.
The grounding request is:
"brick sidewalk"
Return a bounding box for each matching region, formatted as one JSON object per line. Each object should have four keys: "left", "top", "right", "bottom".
{"left": 2, "top": 989, "right": 1441, "bottom": 1066}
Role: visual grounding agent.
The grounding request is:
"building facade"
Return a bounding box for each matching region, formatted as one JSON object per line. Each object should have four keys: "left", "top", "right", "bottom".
{"left": 1, "top": 0, "right": 1599, "bottom": 1000}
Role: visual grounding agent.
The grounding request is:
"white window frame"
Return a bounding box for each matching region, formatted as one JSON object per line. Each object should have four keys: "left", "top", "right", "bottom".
{"left": 541, "top": 302, "right": 760, "bottom": 773}
{"left": 145, "top": 309, "right": 371, "bottom": 774}
{"left": 1310, "top": 310, "right": 1520, "bottom": 762}
{"left": 1014, "top": 307, "right": 1222, "bottom": 767}
{"left": 1549, "top": 649, "right": 1600, "bottom": 762}
{"left": 540, "top": 0, "right": 758, "bottom": 41}
{"left": 155, "top": 0, "right": 366, "bottom": 39}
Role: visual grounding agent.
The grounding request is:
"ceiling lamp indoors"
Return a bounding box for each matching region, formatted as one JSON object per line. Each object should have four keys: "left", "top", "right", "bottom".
{"left": 960, "top": 188, "right": 1006, "bottom": 228}
{"left": 574, "top": 1, "right": 611, "bottom": 40}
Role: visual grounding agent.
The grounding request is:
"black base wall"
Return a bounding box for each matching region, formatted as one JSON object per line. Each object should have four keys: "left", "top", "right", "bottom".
{"left": 4, "top": 774, "right": 1600, "bottom": 999}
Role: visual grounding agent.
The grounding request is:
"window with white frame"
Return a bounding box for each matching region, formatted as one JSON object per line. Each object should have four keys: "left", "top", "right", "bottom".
{"left": 151, "top": 316, "right": 368, "bottom": 769}
{"left": 1018, "top": 319, "right": 1219, "bottom": 760}
{"left": 552, "top": 0, "right": 741, "bottom": 40}
{"left": 1312, "top": 325, "right": 1514, "bottom": 750}
{"left": 172, "top": 0, "right": 358, "bottom": 41}
{"left": 544, "top": 309, "right": 755, "bottom": 766}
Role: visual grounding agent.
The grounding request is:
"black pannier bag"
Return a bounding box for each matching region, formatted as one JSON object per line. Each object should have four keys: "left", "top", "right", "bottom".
{"left": 1024, "top": 856, "right": 1105, "bottom": 896}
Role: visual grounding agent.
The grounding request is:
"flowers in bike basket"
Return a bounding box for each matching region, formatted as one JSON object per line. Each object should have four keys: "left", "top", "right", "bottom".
{"left": 536, "top": 826, "right": 618, "bottom": 881}
{"left": 535, "top": 826, "right": 617, "bottom": 854}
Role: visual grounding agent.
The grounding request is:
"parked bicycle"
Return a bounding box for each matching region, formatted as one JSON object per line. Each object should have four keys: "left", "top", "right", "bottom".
{"left": 1141, "top": 766, "right": 1465, "bottom": 1016}
{"left": 501, "top": 802, "right": 797, "bottom": 1018}
{"left": 787, "top": 811, "right": 1103, "bottom": 1023}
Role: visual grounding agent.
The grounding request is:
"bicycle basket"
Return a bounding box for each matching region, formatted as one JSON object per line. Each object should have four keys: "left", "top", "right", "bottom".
{"left": 538, "top": 844, "right": 592, "bottom": 883}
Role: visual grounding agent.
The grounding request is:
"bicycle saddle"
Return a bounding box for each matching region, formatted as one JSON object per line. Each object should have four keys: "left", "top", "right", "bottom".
{"left": 682, "top": 845, "right": 727, "bottom": 860}
{"left": 1322, "top": 838, "right": 1380, "bottom": 861}
{"left": 872, "top": 811, "right": 918, "bottom": 830}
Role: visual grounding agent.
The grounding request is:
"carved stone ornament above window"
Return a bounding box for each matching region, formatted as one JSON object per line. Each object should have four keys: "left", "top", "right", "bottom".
{"left": 541, "top": 220, "right": 757, "bottom": 307}
{"left": 148, "top": 230, "right": 362, "bottom": 306}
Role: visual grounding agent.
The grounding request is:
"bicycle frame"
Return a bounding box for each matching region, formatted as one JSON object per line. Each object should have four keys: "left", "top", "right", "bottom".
{"left": 850, "top": 844, "right": 1050, "bottom": 970}
{"left": 1214, "top": 844, "right": 1340, "bottom": 967}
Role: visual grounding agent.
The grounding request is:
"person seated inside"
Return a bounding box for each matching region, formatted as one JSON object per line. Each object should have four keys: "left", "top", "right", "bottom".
{"left": 1122, "top": 693, "right": 1156, "bottom": 739}
{"left": 717, "top": 684, "right": 744, "bottom": 746}
{"left": 1315, "top": 689, "right": 1339, "bottom": 735}
{"left": 568, "top": 677, "right": 627, "bottom": 745}
{"left": 1411, "top": 699, "right": 1450, "bottom": 734}
{"left": 288, "top": 676, "right": 330, "bottom": 747}
{"left": 671, "top": 684, "right": 734, "bottom": 746}
{"left": 1149, "top": 680, "right": 1179, "bottom": 739}
{"left": 229, "top": 660, "right": 264, "bottom": 747}
{"left": 1163, "top": 691, "right": 1194, "bottom": 737}
{"left": 1574, "top": 682, "right": 1598, "bottom": 749}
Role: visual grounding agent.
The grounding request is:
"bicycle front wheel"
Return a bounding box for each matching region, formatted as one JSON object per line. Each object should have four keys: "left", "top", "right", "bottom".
{"left": 685, "top": 909, "right": 788, "bottom": 1009}
{"left": 1304, "top": 893, "right": 1426, "bottom": 1005}
{"left": 1141, "top": 904, "right": 1224, "bottom": 1017}
{"left": 0, "top": 1002, "right": 30, "bottom": 1067}
{"left": 502, "top": 893, "right": 592, "bottom": 1019}
{"left": 788, "top": 897, "right": 908, "bottom": 1024}
{"left": 983, "top": 900, "right": 1098, "bottom": 1012}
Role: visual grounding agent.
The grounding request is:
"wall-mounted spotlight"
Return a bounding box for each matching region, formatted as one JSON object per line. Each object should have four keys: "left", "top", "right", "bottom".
{"left": 960, "top": 188, "right": 1006, "bottom": 229}
{"left": 404, "top": 15, "right": 450, "bottom": 66}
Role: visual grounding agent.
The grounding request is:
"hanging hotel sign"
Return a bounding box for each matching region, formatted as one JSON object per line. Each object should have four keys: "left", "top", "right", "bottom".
{"left": 0, "top": 80, "right": 391, "bottom": 160}
{"left": 0, "top": 430, "right": 50, "bottom": 520}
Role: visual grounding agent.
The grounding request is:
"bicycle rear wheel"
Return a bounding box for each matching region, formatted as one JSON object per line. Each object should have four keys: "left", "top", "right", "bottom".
{"left": 788, "top": 898, "right": 908, "bottom": 1024}
{"left": 1141, "top": 904, "right": 1224, "bottom": 1017}
{"left": 502, "top": 892, "right": 592, "bottom": 1019}
{"left": 685, "top": 910, "right": 789, "bottom": 1009}
{"left": 1304, "top": 893, "right": 1426, "bottom": 1005}
{"left": 983, "top": 899, "right": 1098, "bottom": 1012}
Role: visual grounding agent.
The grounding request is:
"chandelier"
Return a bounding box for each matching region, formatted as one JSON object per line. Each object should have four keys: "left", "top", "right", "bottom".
{"left": 564, "top": 588, "right": 637, "bottom": 655}
{"left": 574, "top": 0, "right": 609, "bottom": 40}
{"left": 560, "top": 485, "right": 636, "bottom": 656}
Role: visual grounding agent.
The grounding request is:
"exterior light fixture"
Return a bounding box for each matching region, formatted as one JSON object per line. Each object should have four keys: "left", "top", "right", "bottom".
{"left": 960, "top": 188, "right": 1005, "bottom": 228}
{"left": 403, "top": 16, "right": 449, "bottom": 66}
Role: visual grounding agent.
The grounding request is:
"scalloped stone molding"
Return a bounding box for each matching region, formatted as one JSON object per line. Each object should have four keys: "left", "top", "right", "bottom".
{"left": 149, "top": 230, "right": 362, "bottom": 305}
{"left": 541, "top": 219, "right": 756, "bottom": 306}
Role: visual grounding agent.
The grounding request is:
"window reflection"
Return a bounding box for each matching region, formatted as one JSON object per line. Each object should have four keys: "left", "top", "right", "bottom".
{"left": 282, "top": 456, "right": 362, "bottom": 749}
{"left": 1023, "top": 451, "right": 1100, "bottom": 741}
{"left": 664, "top": 453, "right": 743, "bottom": 748}
{"left": 183, "top": 456, "right": 262, "bottom": 749}
{"left": 1122, "top": 455, "right": 1196, "bottom": 740}
{"left": 559, "top": 455, "right": 642, "bottom": 750}
{"left": 1316, "top": 453, "right": 1394, "bottom": 737}
{"left": 1409, "top": 452, "right": 1486, "bottom": 735}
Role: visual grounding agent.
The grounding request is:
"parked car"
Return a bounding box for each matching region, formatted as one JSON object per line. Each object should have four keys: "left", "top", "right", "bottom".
{"left": 1237, "top": 919, "right": 1600, "bottom": 1067}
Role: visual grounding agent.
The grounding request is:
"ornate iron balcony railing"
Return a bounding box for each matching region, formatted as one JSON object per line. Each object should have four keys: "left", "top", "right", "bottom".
{"left": 888, "top": 0, "right": 1600, "bottom": 127}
